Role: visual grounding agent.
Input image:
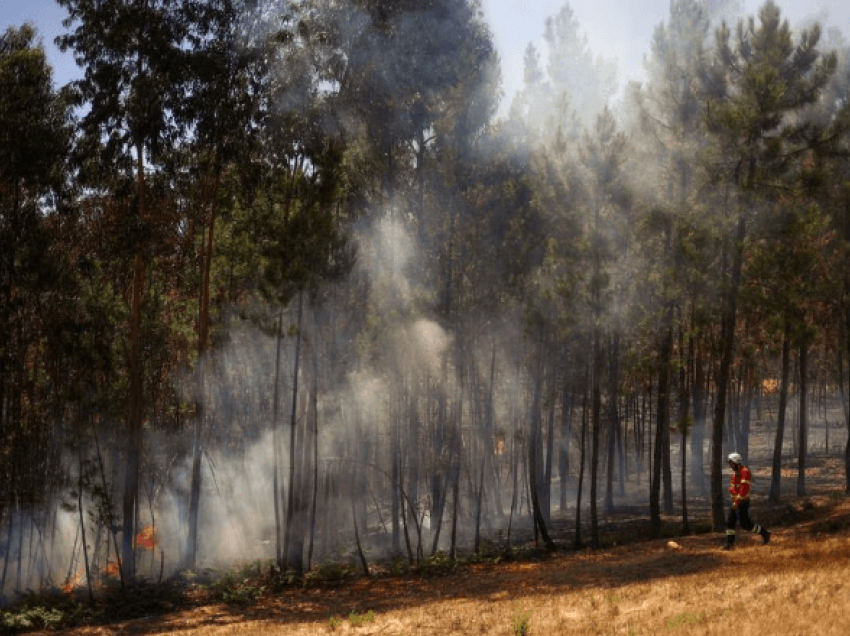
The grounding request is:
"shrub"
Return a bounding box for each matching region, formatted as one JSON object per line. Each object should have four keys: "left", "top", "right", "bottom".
{"left": 666, "top": 610, "right": 705, "bottom": 630}
{"left": 0, "top": 606, "right": 65, "bottom": 633}
{"left": 348, "top": 610, "right": 376, "bottom": 626}
{"left": 511, "top": 604, "right": 532, "bottom": 635}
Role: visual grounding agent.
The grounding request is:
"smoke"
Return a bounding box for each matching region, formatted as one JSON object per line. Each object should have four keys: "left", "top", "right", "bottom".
{"left": 356, "top": 211, "right": 419, "bottom": 311}
{"left": 17, "top": 1, "right": 850, "bottom": 608}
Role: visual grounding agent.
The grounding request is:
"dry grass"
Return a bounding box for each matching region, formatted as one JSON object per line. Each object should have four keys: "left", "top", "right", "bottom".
{"left": 45, "top": 508, "right": 850, "bottom": 636}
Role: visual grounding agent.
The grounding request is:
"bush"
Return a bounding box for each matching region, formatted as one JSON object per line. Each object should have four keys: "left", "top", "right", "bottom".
{"left": 348, "top": 610, "right": 376, "bottom": 626}
{"left": 0, "top": 606, "right": 65, "bottom": 633}
{"left": 511, "top": 604, "right": 532, "bottom": 635}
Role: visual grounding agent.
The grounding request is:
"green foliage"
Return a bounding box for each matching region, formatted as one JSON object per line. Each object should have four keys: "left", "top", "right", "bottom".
{"left": 390, "top": 555, "right": 409, "bottom": 576}
{"left": 206, "top": 575, "right": 266, "bottom": 605}
{"left": 307, "top": 560, "right": 355, "bottom": 583}
{"left": 0, "top": 24, "right": 71, "bottom": 190}
{"left": 202, "top": 561, "right": 270, "bottom": 604}
{"left": 665, "top": 610, "right": 705, "bottom": 630}
{"left": 0, "top": 590, "right": 92, "bottom": 634}
{"left": 348, "top": 610, "right": 376, "bottom": 626}
{"left": 328, "top": 614, "right": 343, "bottom": 630}
{"left": 511, "top": 604, "right": 533, "bottom": 636}
{"left": 418, "top": 551, "right": 456, "bottom": 577}
{"left": 0, "top": 605, "right": 65, "bottom": 633}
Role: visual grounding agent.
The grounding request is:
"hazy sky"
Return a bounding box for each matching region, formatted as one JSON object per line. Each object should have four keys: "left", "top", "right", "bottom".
{"left": 481, "top": 0, "right": 850, "bottom": 110}
{"left": 2, "top": 0, "right": 850, "bottom": 110}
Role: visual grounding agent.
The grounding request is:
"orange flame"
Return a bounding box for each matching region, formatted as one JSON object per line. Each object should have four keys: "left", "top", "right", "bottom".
{"left": 61, "top": 568, "right": 85, "bottom": 593}
{"left": 104, "top": 560, "right": 121, "bottom": 577}
{"left": 762, "top": 378, "right": 779, "bottom": 394}
{"left": 136, "top": 525, "right": 157, "bottom": 550}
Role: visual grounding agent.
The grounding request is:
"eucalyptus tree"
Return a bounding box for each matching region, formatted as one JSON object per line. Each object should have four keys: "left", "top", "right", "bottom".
{"left": 0, "top": 24, "right": 74, "bottom": 595}
{"left": 699, "top": 0, "right": 836, "bottom": 527}
{"left": 176, "top": 0, "right": 269, "bottom": 572}
{"left": 56, "top": 0, "right": 191, "bottom": 579}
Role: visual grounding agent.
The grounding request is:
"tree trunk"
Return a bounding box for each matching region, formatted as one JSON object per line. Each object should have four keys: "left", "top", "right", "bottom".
{"left": 122, "top": 253, "right": 146, "bottom": 581}
{"left": 307, "top": 343, "right": 319, "bottom": 571}
{"left": 0, "top": 505, "right": 15, "bottom": 606}
{"left": 528, "top": 330, "right": 554, "bottom": 550}
{"left": 680, "top": 325, "right": 691, "bottom": 534}
{"left": 93, "top": 426, "right": 124, "bottom": 586}
{"left": 844, "top": 307, "right": 850, "bottom": 493}
{"left": 769, "top": 322, "right": 791, "bottom": 503}
{"left": 271, "top": 311, "right": 285, "bottom": 566}
{"left": 544, "top": 359, "right": 556, "bottom": 523}
{"left": 575, "top": 374, "right": 589, "bottom": 549}
{"left": 429, "top": 353, "right": 449, "bottom": 555}
{"left": 711, "top": 213, "right": 746, "bottom": 530}
{"left": 284, "top": 292, "right": 304, "bottom": 574}
{"left": 590, "top": 325, "right": 602, "bottom": 548}
{"left": 559, "top": 382, "right": 572, "bottom": 512}
{"left": 651, "top": 308, "right": 673, "bottom": 537}
{"left": 605, "top": 333, "right": 620, "bottom": 514}
{"left": 691, "top": 337, "right": 707, "bottom": 495}
{"left": 474, "top": 455, "right": 485, "bottom": 554}
{"left": 391, "top": 394, "right": 401, "bottom": 556}
{"left": 797, "top": 340, "right": 808, "bottom": 497}
{"left": 529, "top": 330, "right": 548, "bottom": 526}
{"left": 77, "top": 450, "right": 94, "bottom": 605}
{"left": 449, "top": 448, "right": 461, "bottom": 560}
{"left": 186, "top": 172, "right": 221, "bottom": 570}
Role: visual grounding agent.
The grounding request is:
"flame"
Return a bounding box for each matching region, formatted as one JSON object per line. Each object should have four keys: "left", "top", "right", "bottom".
{"left": 104, "top": 560, "right": 121, "bottom": 577}
{"left": 762, "top": 378, "right": 779, "bottom": 394}
{"left": 61, "top": 568, "right": 85, "bottom": 593}
{"left": 136, "top": 525, "right": 157, "bottom": 550}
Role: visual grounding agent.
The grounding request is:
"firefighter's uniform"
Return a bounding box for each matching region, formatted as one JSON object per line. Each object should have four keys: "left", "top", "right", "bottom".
{"left": 725, "top": 459, "right": 771, "bottom": 549}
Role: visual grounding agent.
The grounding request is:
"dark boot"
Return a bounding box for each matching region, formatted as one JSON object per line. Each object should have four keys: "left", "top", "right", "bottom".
{"left": 753, "top": 524, "right": 771, "bottom": 545}
{"left": 723, "top": 532, "right": 736, "bottom": 550}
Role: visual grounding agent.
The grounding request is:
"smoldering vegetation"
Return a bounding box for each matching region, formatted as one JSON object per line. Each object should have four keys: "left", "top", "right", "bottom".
{"left": 3, "top": 0, "right": 850, "bottom": 612}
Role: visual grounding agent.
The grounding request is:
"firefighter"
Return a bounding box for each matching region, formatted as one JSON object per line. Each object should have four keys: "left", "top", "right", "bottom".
{"left": 724, "top": 452, "right": 771, "bottom": 550}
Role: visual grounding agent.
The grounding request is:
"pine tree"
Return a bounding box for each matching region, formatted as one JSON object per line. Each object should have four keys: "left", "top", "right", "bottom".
{"left": 700, "top": 0, "right": 836, "bottom": 528}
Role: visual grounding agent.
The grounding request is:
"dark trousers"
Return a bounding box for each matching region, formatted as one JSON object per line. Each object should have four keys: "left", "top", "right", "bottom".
{"left": 727, "top": 499, "right": 755, "bottom": 533}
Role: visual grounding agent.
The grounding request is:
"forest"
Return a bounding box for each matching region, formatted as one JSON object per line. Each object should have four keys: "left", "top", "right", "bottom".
{"left": 2, "top": 0, "right": 850, "bottom": 606}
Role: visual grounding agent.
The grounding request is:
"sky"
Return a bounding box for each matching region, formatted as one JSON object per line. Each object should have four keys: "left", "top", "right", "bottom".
{"left": 480, "top": 0, "right": 850, "bottom": 111}
{"left": 2, "top": 0, "right": 850, "bottom": 112}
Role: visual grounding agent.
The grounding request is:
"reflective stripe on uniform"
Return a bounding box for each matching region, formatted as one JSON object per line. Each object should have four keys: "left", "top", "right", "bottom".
{"left": 726, "top": 529, "right": 736, "bottom": 536}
